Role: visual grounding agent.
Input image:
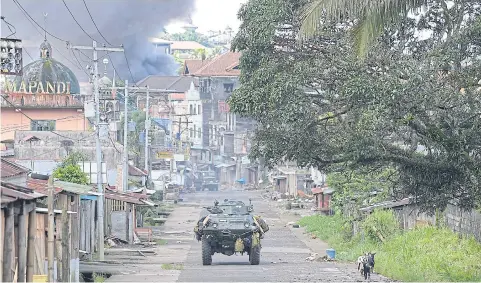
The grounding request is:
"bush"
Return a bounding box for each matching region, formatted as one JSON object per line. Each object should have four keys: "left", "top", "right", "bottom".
{"left": 377, "top": 227, "right": 481, "bottom": 281}
{"left": 298, "top": 214, "right": 379, "bottom": 261}
{"left": 299, "top": 212, "right": 481, "bottom": 282}
{"left": 361, "top": 209, "right": 400, "bottom": 242}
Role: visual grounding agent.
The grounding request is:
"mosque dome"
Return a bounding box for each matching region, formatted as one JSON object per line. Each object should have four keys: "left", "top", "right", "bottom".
{"left": 99, "top": 75, "right": 112, "bottom": 87}
{"left": 13, "top": 39, "right": 80, "bottom": 94}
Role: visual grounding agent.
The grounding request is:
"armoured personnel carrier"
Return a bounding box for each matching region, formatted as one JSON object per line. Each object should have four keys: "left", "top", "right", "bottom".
{"left": 194, "top": 199, "right": 269, "bottom": 265}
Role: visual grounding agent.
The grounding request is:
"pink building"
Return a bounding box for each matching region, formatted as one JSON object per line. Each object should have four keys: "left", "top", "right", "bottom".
{"left": 1, "top": 39, "right": 87, "bottom": 149}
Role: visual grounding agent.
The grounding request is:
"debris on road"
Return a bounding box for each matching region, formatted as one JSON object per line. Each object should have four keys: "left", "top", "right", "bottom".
{"left": 305, "top": 253, "right": 319, "bottom": 261}
{"left": 317, "top": 255, "right": 336, "bottom": 262}
{"left": 105, "top": 235, "right": 128, "bottom": 246}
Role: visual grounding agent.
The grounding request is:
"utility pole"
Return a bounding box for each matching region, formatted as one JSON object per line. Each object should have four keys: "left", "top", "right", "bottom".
{"left": 47, "top": 175, "right": 54, "bottom": 282}
{"left": 68, "top": 41, "right": 124, "bottom": 261}
{"left": 123, "top": 80, "right": 129, "bottom": 193}
{"left": 108, "top": 86, "right": 176, "bottom": 188}
{"left": 144, "top": 86, "right": 150, "bottom": 176}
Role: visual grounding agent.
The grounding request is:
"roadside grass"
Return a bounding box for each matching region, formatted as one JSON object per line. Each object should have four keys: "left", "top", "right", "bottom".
{"left": 161, "top": 263, "right": 184, "bottom": 270}
{"left": 298, "top": 213, "right": 481, "bottom": 282}
{"left": 92, "top": 273, "right": 106, "bottom": 283}
{"left": 156, "top": 239, "right": 168, "bottom": 245}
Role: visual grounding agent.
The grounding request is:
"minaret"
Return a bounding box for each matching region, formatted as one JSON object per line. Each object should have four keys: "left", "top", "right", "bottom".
{"left": 39, "top": 13, "right": 52, "bottom": 59}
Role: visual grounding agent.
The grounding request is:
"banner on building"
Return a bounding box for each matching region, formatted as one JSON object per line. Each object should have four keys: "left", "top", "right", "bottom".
{"left": 218, "top": 100, "right": 230, "bottom": 113}
{"left": 156, "top": 151, "right": 174, "bottom": 159}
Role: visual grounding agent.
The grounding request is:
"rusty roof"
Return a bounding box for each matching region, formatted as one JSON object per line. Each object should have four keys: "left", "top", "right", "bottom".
{"left": 183, "top": 52, "right": 241, "bottom": 77}
{"left": 1, "top": 158, "right": 30, "bottom": 178}
{"left": 129, "top": 165, "right": 148, "bottom": 176}
{"left": 183, "top": 59, "right": 211, "bottom": 75}
{"left": 1, "top": 181, "right": 46, "bottom": 206}
{"left": 26, "top": 178, "right": 63, "bottom": 195}
{"left": 104, "top": 188, "right": 145, "bottom": 204}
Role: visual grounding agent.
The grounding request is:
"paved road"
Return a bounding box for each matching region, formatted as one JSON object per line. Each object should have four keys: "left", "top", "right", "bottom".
{"left": 103, "top": 189, "right": 390, "bottom": 282}
{"left": 176, "top": 190, "right": 390, "bottom": 282}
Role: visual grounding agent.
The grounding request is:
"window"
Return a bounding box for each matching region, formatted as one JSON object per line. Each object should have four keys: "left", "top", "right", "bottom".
{"left": 198, "top": 128, "right": 201, "bottom": 138}
{"left": 224, "top": 83, "right": 234, "bottom": 93}
{"left": 190, "top": 104, "right": 194, "bottom": 115}
{"left": 193, "top": 125, "right": 196, "bottom": 136}
{"left": 198, "top": 105, "right": 201, "bottom": 115}
{"left": 31, "top": 120, "right": 55, "bottom": 131}
{"left": 190, "top": 128, "right": 194, "bottom": 138}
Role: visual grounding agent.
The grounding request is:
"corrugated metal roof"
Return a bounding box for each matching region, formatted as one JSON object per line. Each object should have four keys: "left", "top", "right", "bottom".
{"left": 54, "top": 181, "right": 94, "bottom": 195}
{"left": 136, "top": 76, "right": 196, "bottom": 92}
{"left": 104, "top": 188, "right": 146, "bottom": 204}
{"left": 129, "top": 165, "right": 148, "bottom": 176}
{"left": 185, "top": 52, "right": 241, "bottom": 77}
{"left": 359, "top": 197, "right": 413, "bottom": 213}
{"left": 1, "top": 158, "right": 30, "bottom": 178}
{"left": 26, "top": 178, "right": 63, "bottom": 195}
{"left": 1, "top": 181, "right": 46, "bottom": 205}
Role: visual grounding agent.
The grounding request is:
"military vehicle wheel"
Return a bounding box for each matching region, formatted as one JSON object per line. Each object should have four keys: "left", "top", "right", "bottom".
{"left": 201, "top": 236, "right": 212, "bottom": 265}
{"left": 249, "top": 246, "right": 260, "bottom": 265}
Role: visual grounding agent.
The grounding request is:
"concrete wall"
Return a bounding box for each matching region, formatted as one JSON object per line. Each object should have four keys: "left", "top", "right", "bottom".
{"left": 392, "top": 204, "right": 481, "bottom": 242}
{"left": 14, "top": 131, "right": 122, "bottom": 176}
{"left": 111, "top": 211, "right": 130, "bottom": 242}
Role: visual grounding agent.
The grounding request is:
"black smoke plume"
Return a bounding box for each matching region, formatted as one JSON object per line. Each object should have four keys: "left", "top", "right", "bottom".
{"left": 0, "top": 0, "right": 196, "bottom": 82}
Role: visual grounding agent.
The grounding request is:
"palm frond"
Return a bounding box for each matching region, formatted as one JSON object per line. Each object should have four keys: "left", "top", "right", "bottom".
{"left": 299, "top": 0, "right": 351, "bottom": 40}
{"left": 299, "top": 0, "right": 428, "bottom": 58}
{"left": 353, "top": 0, "right": 427, "bottom": 58}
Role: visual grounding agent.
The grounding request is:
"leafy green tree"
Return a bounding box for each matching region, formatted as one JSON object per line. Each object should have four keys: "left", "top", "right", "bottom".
{"left": 119, "top": 110, "right": 153, "bottom": 167}
{"left": 327, "top": 167, "right": 398, "bottom": 212}
{"left": 164, "top": 30, "right": 211, "bottom": 47}
{"left": 229, "top": 0, "right": 481, "bottom": 212}
{"left": 53, "top": 152, "right": 89, "bottom": 185}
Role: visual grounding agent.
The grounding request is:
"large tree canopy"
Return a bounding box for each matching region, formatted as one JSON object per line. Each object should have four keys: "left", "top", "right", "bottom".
{"left": 229, "top": 0, "right": 481, "bottom": 211}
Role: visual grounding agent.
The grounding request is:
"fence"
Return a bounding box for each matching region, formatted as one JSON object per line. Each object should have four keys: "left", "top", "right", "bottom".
{"left": 392, "top": 204, "right": 481, "bottom": 242}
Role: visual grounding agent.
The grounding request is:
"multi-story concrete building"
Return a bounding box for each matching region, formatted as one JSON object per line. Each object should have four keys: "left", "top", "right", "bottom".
{"left": 182, "top": 52, "right": 258, "bottom": 185}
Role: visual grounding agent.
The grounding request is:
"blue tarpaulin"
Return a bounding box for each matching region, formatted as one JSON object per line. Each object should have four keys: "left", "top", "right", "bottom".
{"left": 236, "top": 178, "right": 246, "bottom": 184}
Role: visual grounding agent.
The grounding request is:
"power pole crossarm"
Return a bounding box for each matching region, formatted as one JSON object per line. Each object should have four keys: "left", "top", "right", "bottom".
{"left": 66, "top": 40, "right": 126, "bottom": 261}
{"left": 67, "top": 42, "right": 124, "bottom": 52}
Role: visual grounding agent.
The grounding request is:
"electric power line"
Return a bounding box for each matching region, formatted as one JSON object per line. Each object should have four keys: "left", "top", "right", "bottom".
{"left": 12, "top": 0, "right": 67, "bottom": 42}
{"left": 123, "top": 53, "right": 138, "bottom": 86}
{"left": 61, "top": 0, "right": 97, "bottom": 42}
{"left": 1, "top": 16, "right": 34, "bottom": 61}
{"left": 1, "top": 114, "right": 86, "bottom": 134}
{"left": 108, "top": 133, "right": 122, "bottom": 153}
{"left": 11, "top": 0, "right": 84, "bottom": 72}
{"left": 82, "top": 0, "right": 113, "bottom": 46}
{"left": 1, "top": 95, "right": 90, "bottom": 142}
{"left": 70, "top": 49, "right": 90, "bottom": 76}
{"left": 1, "top": 16, "right": 17, "bottom": 38}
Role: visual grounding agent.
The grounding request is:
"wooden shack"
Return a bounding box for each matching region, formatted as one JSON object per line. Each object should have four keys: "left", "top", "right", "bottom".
{"left": 23, "top": 178, "right": 98, "bottom": 282}
{"left": 312, "top": 186, "right": 335, "bottom": 215}
{"left": 104, "top": 187, "right": 153, "bottom": 244}
{"left": 1, "top": 181, "right": 44, "bottom": 282}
